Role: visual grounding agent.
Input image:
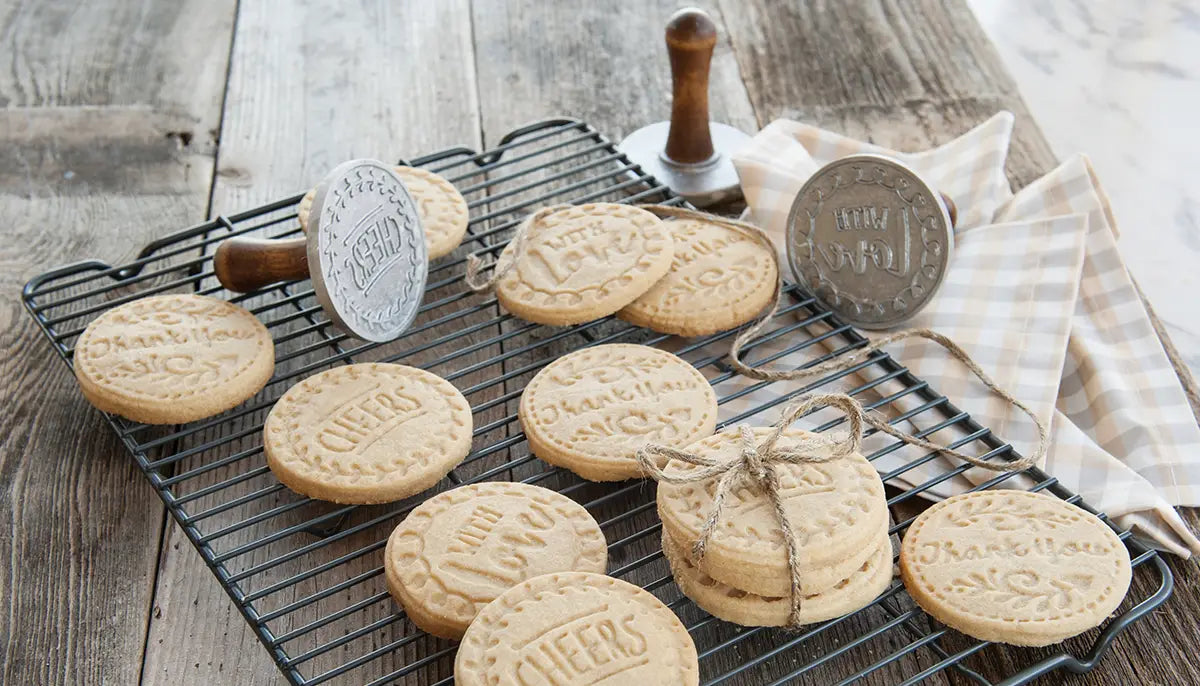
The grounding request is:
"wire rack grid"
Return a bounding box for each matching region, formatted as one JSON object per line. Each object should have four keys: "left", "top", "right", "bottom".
{"left": 22, "top": 118, "right": 1172, "bottom": 686}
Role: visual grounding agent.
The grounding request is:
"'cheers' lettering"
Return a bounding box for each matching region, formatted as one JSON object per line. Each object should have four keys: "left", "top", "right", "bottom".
{"left": 315, "top": 387, "right": 423, "bottom": 452}
{"left": 345, "top": 212, "right": 408, "bottom": 292}
{"left": 513, "top": 615, "right": 649, "bottom": 685}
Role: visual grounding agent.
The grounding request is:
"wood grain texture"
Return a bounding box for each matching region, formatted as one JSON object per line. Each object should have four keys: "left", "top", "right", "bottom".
{"left": 7, "top": 0, "right": 1199, "bottom": 685}
{"left": 469, "top": 2, "right": 939, "bottom": 684}
{"left": 137, "top": 1, "right": 482, "bottom": 684}
{"left": 718, "top": 1, "right": 1196, "bottom": 684}
{"left": 0, "top": 1, "right": 238, "bottom": 684}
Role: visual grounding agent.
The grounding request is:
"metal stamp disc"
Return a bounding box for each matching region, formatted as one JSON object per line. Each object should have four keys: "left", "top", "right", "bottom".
{"left": 308, "top": 159, "right": 428, "bottom": 342}
{"left": 785, "top": 154, "right": 953, "bottom": 329}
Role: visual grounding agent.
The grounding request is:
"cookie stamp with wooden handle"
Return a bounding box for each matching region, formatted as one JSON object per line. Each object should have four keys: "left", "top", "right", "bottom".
{"left": 786, "top": 154, "right": 958, "bottom": 329}
{"left": 618, "top": 7, "right": 753, "bottom": 207}
{"left": 213, "top": 159, "right": 428, "bottom": 342}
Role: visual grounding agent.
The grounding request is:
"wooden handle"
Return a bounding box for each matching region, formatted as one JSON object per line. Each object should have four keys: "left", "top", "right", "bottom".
{"left": 213, "top": 236, "right": 309, "bottom": 292}
{"left": 664, "top": 8, "right": 717, "bottom": 165}
{"left": 940, "top": 193, "right": 958, "bottom": 227}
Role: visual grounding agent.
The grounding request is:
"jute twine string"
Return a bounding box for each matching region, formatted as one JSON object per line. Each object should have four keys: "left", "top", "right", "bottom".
{"left": 637, "top": 393, "right": 862, "bottom": 627}
{"left": 633, "top": 204, "right": 1046, "bottom": 474}
{"left": 628, "top": 205, "right": 1043, "bottom": 628}
{"left": 463, "top": 204, "right": 569, "bottom": 292}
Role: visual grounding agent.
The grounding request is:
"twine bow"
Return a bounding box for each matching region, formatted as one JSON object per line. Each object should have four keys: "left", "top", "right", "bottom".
{"left": 638, "top": 391, "right": 1034, "bottom": 628}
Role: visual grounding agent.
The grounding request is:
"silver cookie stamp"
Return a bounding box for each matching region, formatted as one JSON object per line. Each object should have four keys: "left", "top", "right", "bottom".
{"left": 785, "top": 154, "right": 954, "bottom": 329}
{"left": 309, "top": 159, "right": 428, "bottom": 342}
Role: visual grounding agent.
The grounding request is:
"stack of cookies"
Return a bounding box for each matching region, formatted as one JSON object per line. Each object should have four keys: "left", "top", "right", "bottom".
{"left": 656, "top": 428, "right": 893, "bottom": 627}
{"left": 491, "top": 203, "right": 778, "bottom": 335}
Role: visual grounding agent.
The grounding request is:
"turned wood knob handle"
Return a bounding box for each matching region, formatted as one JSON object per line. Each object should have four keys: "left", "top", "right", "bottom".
{"left": 213, "top": 236, "right": 310, "bottom": 293}
{"left": 940, "top": 193, "right": 958, "bottom": 227}
{"left": 664, "top": 8, "right": 718, "bottom": 165}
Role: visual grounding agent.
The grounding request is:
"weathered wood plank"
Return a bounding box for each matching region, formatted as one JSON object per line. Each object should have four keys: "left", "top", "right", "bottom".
{"left": 137, "top": 1, "right": 483, "bottom": 684}
{"left": 0, "top": 1, "right": 238, "bottom": 685}
{"left": 719, "top": 1, "right": 1196, "bottom": 684}
{"left": 467, "top": 2, "right": 941, "bottom": 685}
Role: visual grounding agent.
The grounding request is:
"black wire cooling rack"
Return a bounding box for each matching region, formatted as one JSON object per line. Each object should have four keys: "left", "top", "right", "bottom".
{"left": 22, "top": 118, "right": 1173, "bottom": 685}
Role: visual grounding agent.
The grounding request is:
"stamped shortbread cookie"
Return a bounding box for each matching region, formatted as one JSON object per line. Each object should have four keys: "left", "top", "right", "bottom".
{"left": 384, "top": 482, "right": 608, "bottom": 639}
{"left": 657, "top": 427, "right": 888, "bottom": 597}
{"left": 519, "top": 344, "right": 717, "bottom": 481}
{"left": 455, "top": 571, "right": 699, "bottom": 686}
{"left": 73, "top": 294, "right": 274, "bottom": 424}
{"left": 495, "top": 203, "right": 674, "bottom": 326}
{"left": 899, "top": 490, "right": 1132, "bottom": 647}
{"left": 264, "top": 363, "right": 472, "bottom": 504}
{"left": 299, "top": 166, "right": 469, "bottom": 259}
{"left": 619, "top": 217, "right": 778, "bottom": 336}
{"left": 663, "top": 530, "right": 893, "bottom": 627}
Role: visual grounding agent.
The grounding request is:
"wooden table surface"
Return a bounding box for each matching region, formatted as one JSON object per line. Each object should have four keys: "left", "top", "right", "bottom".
{"left": 3, "top": 1, "right": 1198, "bottom": 684}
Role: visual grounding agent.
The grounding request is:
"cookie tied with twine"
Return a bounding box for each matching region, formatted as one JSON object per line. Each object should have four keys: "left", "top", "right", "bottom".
{"left": 638, "top": 392, "right": 1036, "bottom": 629}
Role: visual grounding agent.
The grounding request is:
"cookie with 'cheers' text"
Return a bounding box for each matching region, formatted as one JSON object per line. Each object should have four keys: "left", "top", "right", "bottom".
{"left": 264, "top": 363, "right": 472, "bottom": 504}
{"left": 455, "top": 571, "right": 699, "bottom": 686}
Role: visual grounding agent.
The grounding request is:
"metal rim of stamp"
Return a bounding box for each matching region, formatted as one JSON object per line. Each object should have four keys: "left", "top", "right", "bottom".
{"left": 785, "top": 153, "right": 954, "bottom": 330}
{"left": 308, "top": 159, "right": 428, "bottom": 342}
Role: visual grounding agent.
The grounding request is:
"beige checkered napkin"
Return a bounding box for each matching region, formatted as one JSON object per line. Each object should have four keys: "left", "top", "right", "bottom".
{"left": 707, "top": 112, "right": 1200, "bottom": 557}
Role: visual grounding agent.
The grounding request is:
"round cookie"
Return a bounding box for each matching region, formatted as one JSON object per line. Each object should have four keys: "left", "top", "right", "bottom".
{"left": 384, "top": 481, "right": 608, "bottom": 639}
{"left": 662, "top": 530, "right": 894, "bottom": 627}
{"left": 519, "top": 344, "right": 717, "bottom": 481}
{"left": 619, "top": 217, "right": 778, "bottom": 337}
{"left": 73, "top": 294, "right": 274, "bottom": 424}
{"left": 264, "top": 363, "right": 472, "bottom": 504}
{"left": 899, "top": 489, "right": 1132, "bottom": 647}
{"left": 657, "top": 427, "right": 888, "bottom": 597}
{"left": 495, "top": 203, "right": 674, "bottom": 326}
{"left": 299, "top": 166, "right": 469, "bottom": 259}
{"left": 455, "top": 571, "right": 699, "bottom": 686}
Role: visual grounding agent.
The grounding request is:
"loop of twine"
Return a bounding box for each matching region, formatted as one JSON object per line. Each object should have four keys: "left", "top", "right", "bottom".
{"left": 632, "top": 204, "right": 1045, "bottom": 474}
{"left": 463, "top": 204, "right": 570, "bottom": 292}
{"left": 629, "top": 204, "right": 1044, "bottom": 628}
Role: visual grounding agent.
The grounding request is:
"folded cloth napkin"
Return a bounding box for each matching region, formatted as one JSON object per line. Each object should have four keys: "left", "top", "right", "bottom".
{"left": 707, "top": 112, "right": 1200, "bottom": 557}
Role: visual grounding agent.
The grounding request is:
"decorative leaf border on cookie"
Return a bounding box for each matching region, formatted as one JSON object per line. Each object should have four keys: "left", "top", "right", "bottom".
{"left": 947, "top": 569, "right": 1096, "bottom": 613}
{"left": 945, "top": 497, "right": 1080, "bottom": 531}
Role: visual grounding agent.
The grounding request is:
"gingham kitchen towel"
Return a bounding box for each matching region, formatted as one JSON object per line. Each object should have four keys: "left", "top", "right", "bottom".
{"left": 709, "top": 112, "right": 1200, "bottom": 557}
